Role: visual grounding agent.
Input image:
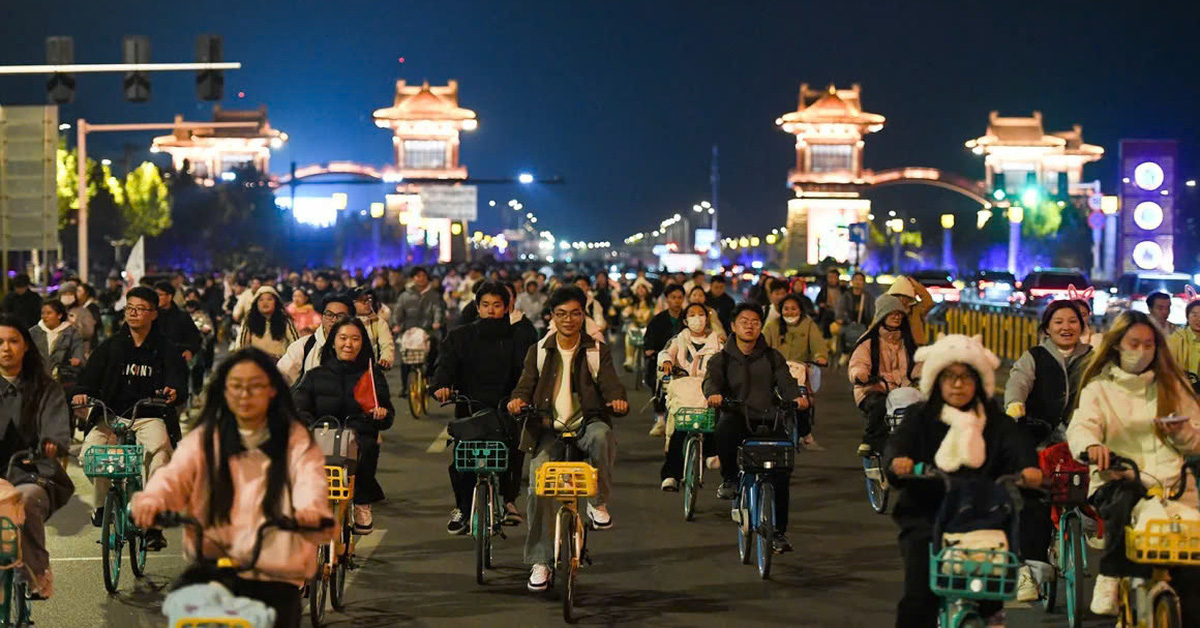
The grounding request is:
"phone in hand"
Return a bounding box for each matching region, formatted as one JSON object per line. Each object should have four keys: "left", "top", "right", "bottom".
{"left": 1156, "top": 414, "right": 1190, "bottom": 425}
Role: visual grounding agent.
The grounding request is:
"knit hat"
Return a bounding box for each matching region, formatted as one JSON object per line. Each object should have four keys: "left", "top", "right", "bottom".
{"left": 887, "top": 277, "right": 916, "bottom": 299}
{"left": 856, "top": 294, "right": 908, "bottom": 345}
{"left": 252, "top": 285, "right": 281, "bottom": 302}
{"left": 913, "top": 334, "right": 1000, "bottom": 399}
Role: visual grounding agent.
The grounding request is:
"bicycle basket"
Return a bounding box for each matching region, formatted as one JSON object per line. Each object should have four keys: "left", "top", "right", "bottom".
{"left": 673, "top": 407, "right": 716, "bottom": 433}
{"left": 1125, "top": 519, "right": 1200, "bottom": 565}
{"left": 1046, "top": 469, "right": 1089, "bottom": 506}
{"left": 737, "top": 440, "right": 794, "bottom": 472}
{"left": 174, "top": 618, "right": 254, "bottom": 628}
{"left": 454, "top": 440, "right": 509, "bottom": 473}
{"left": 82, "top": 444, "right": 144, "bottom": 479}
{"left": 627, "top": 328, "right": 645, "bottom": 346}
{"left": 929, "top": 546, "right": 1019, "bottom": 601}
{"left": 0, "top": 517, "right": 19, "bottom": 568}
{"left": 400, "top": 348, "right": 427, "bottom": 365}
{"left": 324, "top": 465, "right": 355, "bottom": 502}
{"left": 534, "top": 462, "right": 597, "bottom": 498}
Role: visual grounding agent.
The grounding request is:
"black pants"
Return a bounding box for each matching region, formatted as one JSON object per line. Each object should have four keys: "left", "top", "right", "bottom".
{"left": 232, "top": 577, "right": 302, "bottom": 628}
{"left": 859, "top": 391, "right": 889, "bottom": 453}
{"left": 449, "top": 449, "right": 525, "bottom": 512}
{"left": 714, "top": 416, "right": 790, "bottom": 533}
{"left": 896, "top": 521, "right": 1002, "bottom": 628}
{"left": 354, "top": 437, "right": 383, "bottom": 504}
{"left": 1019, "top": 491, "right": 1053, "bottom": 562}
{"left": 661, "top": 431, "right": 716, "bottom": 481}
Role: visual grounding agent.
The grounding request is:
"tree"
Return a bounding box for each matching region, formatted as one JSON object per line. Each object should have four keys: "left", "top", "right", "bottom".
{"left": 56, "top": 139, "right": 123, "bottom": 229}
{"left": 121, "top": 163, "right": 171, "bottom": 240}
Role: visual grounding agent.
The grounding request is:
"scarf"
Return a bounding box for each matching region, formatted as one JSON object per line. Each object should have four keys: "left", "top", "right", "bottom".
{"left": 38, "top": 320, "right": 71, "bottom": 355}
{"left": 934, "top": 404, "right": 987, "bottom": 472}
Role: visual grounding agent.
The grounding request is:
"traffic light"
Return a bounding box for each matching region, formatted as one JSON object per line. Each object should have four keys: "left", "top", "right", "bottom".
{"left": 45, "top": 36, "right": 75, "bottom": 104}
{"left": 195, "top": 35, "right": 223, "bottom": 101}
{"left": 122, "top": 36, "right": 151, "bottom": 102}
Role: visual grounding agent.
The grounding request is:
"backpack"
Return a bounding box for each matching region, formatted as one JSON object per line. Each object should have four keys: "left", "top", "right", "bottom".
{"left": 299, "top": 334, "right": 318, "bottom": 378}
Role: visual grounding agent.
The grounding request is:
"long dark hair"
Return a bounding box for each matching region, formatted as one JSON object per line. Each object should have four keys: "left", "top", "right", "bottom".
{"left": 320, "top": 317, "right": 374, "bottom": 370}
{"left": 0, "top": 315, "right": 56, "bottom": 435}
{"left": 855, "top": 310, "right": 918, "bottom": 381}
{"left": 247, "top": 291, "right": 289, "bottom": 341}
{"left": 198, "top": 347, "right": 311, "bottom": 526}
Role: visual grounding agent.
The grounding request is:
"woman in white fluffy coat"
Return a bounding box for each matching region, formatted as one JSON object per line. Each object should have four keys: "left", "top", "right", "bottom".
{"left": 656, "top": 303, "right": 723, "bottom": 490}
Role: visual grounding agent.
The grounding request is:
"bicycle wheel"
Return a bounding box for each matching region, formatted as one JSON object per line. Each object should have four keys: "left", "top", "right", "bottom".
{"left": 0, "top": 569, "right": 13, "bottom": 626}
{"left": 560, "top": 509, "right": 579, "bottom": 624}
{"left": 128, "top": 524, "right": 148, "bottom": 578}
{"left": 737, "top": 487, "right": 753, "bottom": 565}
{"left": 406, "top": 370, "right": 422, "bottom": 417}
{"left": 331, "top": 502, "right": 353, "bottom": 610}
{"left": 486, "top": 482, "right": 501, "bottom": 569}
{"left": 1064, "top": 515, "right": 1084, "bottom": 627}
{"left": 1041, "top": 527, "right": 1059, "bottom": 613}
{"left": 757, "top": 482, "right": 774, "bottom": 580}
{"left": 475, "top": 483, "right": 489, "bottom": 585}
{"left": 101, "top": 491, "right": 123, "bottom": 593}
{"left": 863, "top": 456, "right": 888, "bottom": 514}
{"left": 682, "top": 437, "right": 700, "bottom": 521}
{"left": 1153, "top": 590, "right": 1182, "bottom": 628}
{"left": 309, "top": 543, "right": 329, "bottom": 627}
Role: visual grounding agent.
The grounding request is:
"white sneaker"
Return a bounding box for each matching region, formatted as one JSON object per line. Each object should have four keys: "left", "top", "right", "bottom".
{"left": 1016, "top": 565, "right": 1039, "bottom": 602}
{"left": 1085, "top": 532, "right": 1105, "bottom": 551}
{"left": 527, "top": 563, "right": 551, "bottom": 592}
{"left": 587, "top": 503, "right": 612, "bottom": 529}
{"left": 1090, "top": 574, "right": 1120, "bottom": 616}
{"left": 649, "top": 418, "right": 666, "bottom": 437}
{"left": 353, "top": 504, "right": 374, "bottom": 535}
{"left": 706, "top": 456, "right": 721, "bottom": 470}
{"left": 660, "top": 478, "right": 678, "bottom": 492}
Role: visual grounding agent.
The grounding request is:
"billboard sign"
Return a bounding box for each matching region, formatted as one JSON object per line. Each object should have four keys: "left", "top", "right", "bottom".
{"left": 419, "top": 185, "right": 477, "bottom": 221}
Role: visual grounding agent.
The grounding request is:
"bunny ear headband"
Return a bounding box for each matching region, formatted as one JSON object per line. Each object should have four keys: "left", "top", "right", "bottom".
{"left": 1066, "top": 284, "right": 1094, "bottom": 301}
{"left": 1187, "top": 285, "right": 1199, "bottom": 302}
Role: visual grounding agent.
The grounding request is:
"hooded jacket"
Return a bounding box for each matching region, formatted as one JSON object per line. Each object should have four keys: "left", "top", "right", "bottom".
{"left": 702, "top": 336, "right": 802, "bottom": 415}
{"left": 433, "top": 317, "right": 536, "bottom": 417}
{"left": 848, "top": 295, "right": 917, "bottom": 405}
{"left": 76, "top": 325, "right": 188, "bottom": 421}
{"left": 30, "top": 320, "right": 85, "bottom": 377}
{"left": 657, "top": 328, "right": 723, "bottom": 377}
{"left": 1004, "top": 337, "right": 1093, "bottom": 428}
{"left": 887, "top": 277, "right": 934, "bottom": 346}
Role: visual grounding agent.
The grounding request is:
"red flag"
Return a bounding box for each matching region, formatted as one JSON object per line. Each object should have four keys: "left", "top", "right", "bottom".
{"left": 353, "top": 361, "right": 378, "bottom": 412}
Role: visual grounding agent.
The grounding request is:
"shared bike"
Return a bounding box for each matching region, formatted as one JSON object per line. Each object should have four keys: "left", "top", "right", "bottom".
{"left": 625, "top": 324, "right": 645, "bottom": 391}
{"left": 675, "top": 407, "right": 715, "bottom": 522}
{"left": 455, "top": 439, "right": 509, "bottom": 584}
{"left": 1035, "top": 439, "right": 1093, "bottom": 628}
{"left": 306, "top": 415, "right": 360, "bottom": 628}
{"left": 0, "top": 451, "right": 40, "bottom": 627}
{"left": 863, "top": 387, "right": 922, "bottom": 515}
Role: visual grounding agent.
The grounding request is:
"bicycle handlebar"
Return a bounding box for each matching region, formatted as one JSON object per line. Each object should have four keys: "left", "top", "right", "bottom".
{"left": 150, "top": 511, "right": 335, "bottom": 573}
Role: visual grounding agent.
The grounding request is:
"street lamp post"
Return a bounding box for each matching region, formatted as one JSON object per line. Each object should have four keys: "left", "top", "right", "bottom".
{"left": 940, "top": 214, "right": 954, "bottom": 269}
{"left": 887, "top": 218, "right": 904, "bottom": 273}
{"left": 1101, "top": 195, "right": 1119, "bottom": 279}
{"left": 1007, "top": 205, "right": 1024, "bottom": 275}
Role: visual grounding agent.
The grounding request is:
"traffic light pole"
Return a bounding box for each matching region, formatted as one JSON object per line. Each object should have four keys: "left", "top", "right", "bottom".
{"left": 73, "top": 119, "right": 258, "bottom": 282}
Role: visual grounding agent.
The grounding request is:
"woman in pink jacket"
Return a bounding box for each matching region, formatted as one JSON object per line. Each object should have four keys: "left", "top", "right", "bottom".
{"left": 131, "top": 348, "right": 333, "bottom": 628}
{"left": 849, "top": 294, "right": 918, "bottom": 457}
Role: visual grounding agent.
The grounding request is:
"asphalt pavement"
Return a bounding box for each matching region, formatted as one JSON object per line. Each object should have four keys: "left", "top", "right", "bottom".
{"left": 36, "top": 355, "right": 1114, "bottom": 627}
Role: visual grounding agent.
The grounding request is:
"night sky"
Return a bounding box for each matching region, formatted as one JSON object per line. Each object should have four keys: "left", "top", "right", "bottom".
{"left": 3, "top": 0, "right": 1198, "bottom": 243}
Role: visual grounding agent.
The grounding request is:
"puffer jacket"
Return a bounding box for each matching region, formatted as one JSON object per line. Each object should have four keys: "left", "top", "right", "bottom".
{"left": 1067, "top": 363, "right": 1200, "bottom": 508}
{"left": 848, "top": 328, "right": 914, "bottom": 406}
{"left": 292, "top": 360, "right": 395, "bottom": 436}
{"left": 657, "top": 329, "right": 723, "bottom": 377}
{"left": 762, "top": 316, "right": 827, "bottom": 364}
{"left": 1167, "top": 327, "right": 1200, "bottom": 376}
{"left": 392, "top": 287, "right": 445, "bottom": 333}
{"left": 131, "top": 421, "right": 333, "bottom": 586}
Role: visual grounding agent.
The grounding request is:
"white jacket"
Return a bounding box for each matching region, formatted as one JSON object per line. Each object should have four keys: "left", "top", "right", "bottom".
{"left": 276, "top": 328, "right": 326, "bottom": 386}
{"left": 657, "top": 329, "right": 723, "bottom": 377}
{"left": 1067, "top": 363, "right": 1200, "bottom": 508}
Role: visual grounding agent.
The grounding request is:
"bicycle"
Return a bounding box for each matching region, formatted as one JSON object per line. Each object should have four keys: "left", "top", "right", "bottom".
{"left": 624, "top": 324, "right": 645, "bottom": 391}
{"left": 1034, "top": 438, "right": 1093, "bottom": 628}
{"left": 77, "top": 396, "right": 168, "bottom": 594}
{"left": 674, "top": 407, "right": 715, "bottom": 522}
{"left": 154, "top": 511, "right": 333, "bottom": 627}
{"left": 308, "top": 416, "right": 360, "bottom": 627}
{"left": 862, "top": 387, "right": 922, "bottom": 515}
{"left": 401, "top": 348, "right": 429, "bottom": 418}
{"left": 518, "top": 407, "right": 598, "bottom": 624}
{"left": 0, "top": 452, "right": 38, "bottom": 627}
{"left": 722, "top": 398, "right": 796, "bottom": 580}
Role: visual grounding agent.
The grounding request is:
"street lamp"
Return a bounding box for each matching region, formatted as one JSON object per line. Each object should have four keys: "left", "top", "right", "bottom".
{"left": 940, "top": 214, "right": 954, "bottom": 269}
{"left": 518, "top": 172, "right": 534, "bottom": 184}
{"left": 1007, "top": 206, "right": 1024, "bottom": 275}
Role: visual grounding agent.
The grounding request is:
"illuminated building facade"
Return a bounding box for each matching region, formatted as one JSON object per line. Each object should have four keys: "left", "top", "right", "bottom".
{"left": 965, "top": 111, "right": 1103, "bottom": 201}
{"left": 151, "top": 105, "right": 287, "bottom": 183}
{"left": 373, "top": 80, "right": 478, "bottom": 262}
{"left": 776, "top": 84, "right": 884, "bottom": 267}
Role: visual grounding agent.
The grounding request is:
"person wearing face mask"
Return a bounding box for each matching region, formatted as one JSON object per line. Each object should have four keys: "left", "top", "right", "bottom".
{"left": 644, "top": 284, "right": 686, "bottom": 436}
{"left": 849, "top": 295, "right": 918, "bottom": 457}
{"left": 1068, "top": 310, "right": 1200, "bottom": 619}
{"left": 656, "top": 303, "right": 724, "bottom": 491}
{"left": 1167, "top": 299, "right": 1200, "bottom": 382}
{"left": 763, "top": 294, "right": 828, "bottom": 367}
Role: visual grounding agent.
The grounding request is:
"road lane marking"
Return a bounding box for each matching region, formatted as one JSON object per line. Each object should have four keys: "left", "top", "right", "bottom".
{"left": 52, "top": 554, "right": 183, "bottom": 563}
{"left": 426, "top": 427, "right": 451, "bottom": 453}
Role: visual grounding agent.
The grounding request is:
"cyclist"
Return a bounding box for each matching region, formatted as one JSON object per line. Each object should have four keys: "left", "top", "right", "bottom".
{"left": 506, "top": 287, "right": 628, "bottom": 593}
{"left": 658, "top": 302, "right": 723, "bottom": 490}
{"left": 351, "top": 288, "right": 395, "bottom": 369}
{"left": 1067, "top": 311, "right": 1200, "bottom": 619}
{"left": 131, "top": 348, "right": 333, "bottom": 628}
{"left": 74, "top": 285, "right": 187, "bottom": 550}
{"left": 814, "top": 267, "right": 844, "bottom": 338}
{"left": 706, "top": 274, "right": 735, "bottom": 334}
{"left": 644, "top": 284, "right": 685, "bottom": 436}
{"left": 234, "top": 286, "right": 299, "bottom": 361}
{"left": 285, "top": 287, "right": 321, "bottom": 337}
{"left": 885, "top": 333, "right": 1041, "bottom": 628}
{"left": 392, "top": 267, "right": 445, "bottom": 396}
{"left": 1146, "top": 291, "right": 1177, "bottom": 335}
{"left": 704, "top": 301, "right": 808, "bottom": 553}
{"left": 277, "top": 294, "right": 353, "bottom": 386}
{"left": 763, "top": 294, "right": 828, "bottom": 367}
{"left": 886, "top": 276, "right": 935, "bottom": 346}
{"left": 1166, "top": 298, "right": 1200, "bottom": 377}
{"left": 293, "top": 317, "right": 394, "bottom": 535}
{"left": 835, "top": 271, "right": 874, "bottom": 362}
{"left": 433, "top": 281, "right": 536, "bottom": 533}
{"left": 620, "top": 280, "right": 655, "bottom": 371}
{"left": 514, "top": 280, "right": 548, "bottom": 335}
{"left": 29, "top": 299, "right": 85, "bottom": 385}
{"left": 0, "top": 315, "right": 72, "bottom": 599}
{"left": 154, "top": 280, "right": 203, "bottom": 366}
{"left": 685, "top": 286, "right": 724, "bottom": 342}
{"left": 849, "top": 295, "right": 918, "bottom": 457}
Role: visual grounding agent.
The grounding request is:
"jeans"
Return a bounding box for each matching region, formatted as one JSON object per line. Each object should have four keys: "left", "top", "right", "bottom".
{"left": 81, "top": 418, "right": 173, "bottom": 508}
{"left": 714, "top": 416, "right": 791, "bottom": 533}
{"left": 524, "top": 422, "right": 616, "bottom": 565}
{"left": 661, "top": 431, "right": 715, "bottom": 481}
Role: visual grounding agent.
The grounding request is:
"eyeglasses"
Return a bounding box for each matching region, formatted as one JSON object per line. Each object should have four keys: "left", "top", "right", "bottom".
{"left": 553, "top": 310, "right": 584, "bottom": 321}
{"left": 735, "top": 318, "right": 762, "bottom": 328}
{"left": 226, "top": 382, "right": 271, "bottom": 397}
{"left": 126, "top": 306, "right": 154, "bottom": 315}
{"left": 940, "top": 371, "right": 973, "bottom": 385}
{"left": 322, "top": 311, "right": 348, "bottom": 320}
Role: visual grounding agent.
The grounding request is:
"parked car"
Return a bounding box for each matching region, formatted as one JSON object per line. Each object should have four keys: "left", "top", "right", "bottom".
{"left": 1016, "top": 269, "right": 1090, "bottom": 309}
{"left": 910, "top": 269, "right": 960, "bottom": 303}
{"left": 962, "top": 270, "right": 1019, "bottom": 306}
{"left": 1104, "top": 272, "right": 1192, "bottom": 326}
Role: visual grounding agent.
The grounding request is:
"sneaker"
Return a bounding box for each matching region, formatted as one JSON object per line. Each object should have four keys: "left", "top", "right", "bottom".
{"left": 716, "top": 481, "right": 738, "bottom": 500}
{"left": 661, "top": 478, "right": 679, "bottom": 492}
{"left": 649, "top": 417, "right": 666, "bottom": 437}
{"left": 771, "top": 532, "right": 793, "bottom": 554}
{"left": 856, "top": 443, "right": 873, "bottom": 457}
{"left": 91, "top": 507, "right": 104, "bottom": 528}
{"left": 353, "top": 504, "right": 374, "bottom": 535}
{"left": 1085, "top": 532, "right": 1105, "bottom": 551}
{"left": 706, "top": 456, "right": 721, "bottom": 470}
{"left": 587, "top": 503, "right": 612, "bottom": 530}
{"left": 503, "top": 502, "right": 523, "bottom": 526}
{"left": 1016, "top": 565, "right": 1038, "bottom": 602}
{"left": 446, "top": 508, "right": 467, "bottom": 535}
{"left": 1090, "top": 574, "right": 1120, "bottom": 616}
{"left": 527, "top": 563, "right": 551, "bottom": 592}
{"left": 144, "top": 529, "right": 168, "bottom": 551}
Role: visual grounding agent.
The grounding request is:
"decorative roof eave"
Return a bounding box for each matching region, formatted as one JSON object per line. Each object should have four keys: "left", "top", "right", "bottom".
{"left": 776, "top": 110, "right": 885, "bottom": 127}
{"left": 965, "top": 134, "right": 1066, "bottom": 150}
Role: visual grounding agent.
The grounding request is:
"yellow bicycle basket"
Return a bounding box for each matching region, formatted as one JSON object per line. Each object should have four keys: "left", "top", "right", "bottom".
{"left": 175, "top": 618, "right": 253, "bottom": 628}
{"left": 1126, "top": 519, "right": 1200, "bottom": 566}
{"left": 535, "top": 462, "right": 598, "bottom": 498}
{"left": 325, "top": 465, "right": 354, "bottom": 502}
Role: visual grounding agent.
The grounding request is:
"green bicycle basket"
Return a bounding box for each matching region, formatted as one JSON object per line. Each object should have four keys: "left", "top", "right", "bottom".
{"left": 673, "top": 408, "right": 716, "bottom": 433}
{"left": 454, "top": 441, "right": 509, "bottom": 473}
{"left": 0, "top": 517, "right": 19, "bottom": 568}
{"left": 928, "top": 545, "right": 1019, "bottom": 601}
{"left": 82, "top": 444, "right": 145, "bottom": 479}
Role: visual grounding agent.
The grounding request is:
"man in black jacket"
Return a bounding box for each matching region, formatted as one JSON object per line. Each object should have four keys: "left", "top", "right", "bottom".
{"left": 73, "top": 286, "right": 187, "bottom": 550}
{"left": 707, "top": 275, "right": 735, "bottom": 333}
{"left": 154, "top": 280, "right": 202, "bottom": 364}
{"left": 643, "top": 284, "right": 685, "bottom": 436}
{"left": 2, "top": 274, "right": 42, "bottom": 330}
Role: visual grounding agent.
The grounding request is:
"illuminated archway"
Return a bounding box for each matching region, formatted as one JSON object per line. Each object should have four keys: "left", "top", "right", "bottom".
{"left": 865, "top": 168, "right": 991, "bottom": 207}
{"left": 276, "top": 161, "right": 387, "bottom": 185}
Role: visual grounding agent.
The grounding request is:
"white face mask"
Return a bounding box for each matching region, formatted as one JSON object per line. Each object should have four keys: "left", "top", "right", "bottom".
{"left": 686, "top": 316, "right": 707, "bottom": 333}
{"left": 783, "top": 315, "right": 801, "bottom": 325}
{"left": 60, "top": 294, "right": 76, "bottom": 306}
{"left": 1119, "top": 347, "right": 1154, "bottom": 374}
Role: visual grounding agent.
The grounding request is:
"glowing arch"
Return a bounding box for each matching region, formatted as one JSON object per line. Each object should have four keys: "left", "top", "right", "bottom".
{"left": 276, "top": 161, "right": 387, "bottom": 185}
{"left": 865, "top": 168, "right": 991, "bottom": 207}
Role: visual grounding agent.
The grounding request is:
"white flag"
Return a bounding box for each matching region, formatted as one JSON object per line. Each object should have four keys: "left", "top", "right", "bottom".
{"left": 114, "top": 236, "right": 145, "bottom": 310}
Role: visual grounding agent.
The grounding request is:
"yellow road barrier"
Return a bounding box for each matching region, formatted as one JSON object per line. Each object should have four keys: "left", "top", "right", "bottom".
{"left": 924, "top": 304, "right": 1039, "bottom": 363}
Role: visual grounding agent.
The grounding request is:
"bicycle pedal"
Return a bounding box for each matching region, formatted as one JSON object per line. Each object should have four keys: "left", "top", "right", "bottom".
{"left": 498, "top": 531, "right": 508, "bottom": 540}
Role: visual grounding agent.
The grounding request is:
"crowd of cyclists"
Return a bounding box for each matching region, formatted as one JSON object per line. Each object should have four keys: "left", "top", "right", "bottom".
{"left": 2, "top": 260, "right": 1200, "bottom": 626}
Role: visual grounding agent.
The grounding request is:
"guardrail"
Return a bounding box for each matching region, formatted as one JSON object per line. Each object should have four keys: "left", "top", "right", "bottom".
{"left": 924, "top": 302, "right": 1040, "bottom": 364}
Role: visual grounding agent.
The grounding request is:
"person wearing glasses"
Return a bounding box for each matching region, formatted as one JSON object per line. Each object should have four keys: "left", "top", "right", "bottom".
{"left": 277, "top": 294, "right": 354, "bottom": 386}
{"left": 73, "top": 285, "right": 188, "bottom": 551}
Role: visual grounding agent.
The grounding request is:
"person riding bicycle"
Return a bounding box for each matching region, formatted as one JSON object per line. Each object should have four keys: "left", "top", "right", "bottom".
{"left": 74, "top": 285, "right": 187, "bottom": 551}
{"left": 835, "top": 271, "right": 874, "bottom": 361}
{"left": 29, "top": 299, "right": 85, "bottom": 388}
{"left": 620, "top": 280, "right": 655, "bottom": 371}
{"left": 505, "top": 287, "right": 628, "bottom": 593}
{"left": 1166, "top": 298, "right": 1200, "bottom": 380}
{"left": 293, "top": 317, "right": 394, "bottom": 536}
{"left": 644, "top": 284, "right": 685, "bottom": 437}
{"left": 849, "top": 295, "right": 918, "bottom": 457}
{"left": 131, "top": 348, "right": 334, "bottom": 628}
{"left": 704, "top": 301, "right": 808, "bottom": 554}
{"left": 884, "top": 334, "right": 1041, "bottom": 628}
{"left": 433, "top": 282, "right": 536, "bottom": 533}
{"left": 351, "top": 288, "right": 395, "bottom": 369}
{"left": 276, "top": 294, "right": 353, "bottom": 386}
{"left": 234, "top": 286, "right": 299, "bottom": 362}
{"left": 1066, "top": 310, "right": 1200, "bottom": 620}
{"left": 392, "top": 267, "right": 445, "bottom": 396}
{"left": 0, "top": 315, "right": 72, "bottom": 600}
{"left": 657, "top": 302, "right": 723, "bottom": 491}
